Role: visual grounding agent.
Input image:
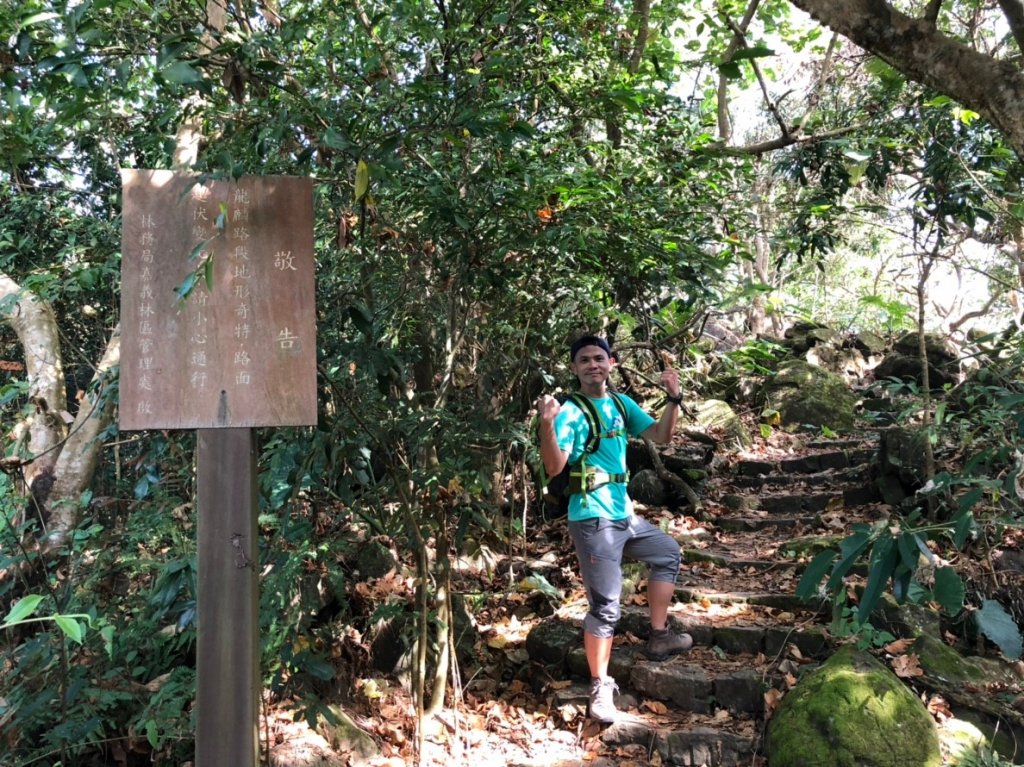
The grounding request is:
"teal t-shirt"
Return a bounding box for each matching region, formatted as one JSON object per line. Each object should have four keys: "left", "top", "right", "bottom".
{"left": 554, "top": 392, "right": 655, "bottom": 522}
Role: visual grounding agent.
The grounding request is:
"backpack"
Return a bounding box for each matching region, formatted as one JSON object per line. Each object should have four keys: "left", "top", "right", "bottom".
{"left": 538, "top": 391, "right": 629, "bottom": 515}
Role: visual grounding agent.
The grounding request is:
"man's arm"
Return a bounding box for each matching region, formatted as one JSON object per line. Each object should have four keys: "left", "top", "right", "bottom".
{"left": 536, "top": 394, "right": 569, "bottom": 476}
{"left": 640, "top": 368, "right": 681, "bottom": 444}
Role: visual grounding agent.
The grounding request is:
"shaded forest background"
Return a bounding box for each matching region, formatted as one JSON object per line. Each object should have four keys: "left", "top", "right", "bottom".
{"left": 3, "top": 0, "right": 1024, "bottom": 764}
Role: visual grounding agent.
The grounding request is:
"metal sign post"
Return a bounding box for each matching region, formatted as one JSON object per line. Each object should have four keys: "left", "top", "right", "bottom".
{"left": 119, "top": 170, "right": 317, "bottom": 766}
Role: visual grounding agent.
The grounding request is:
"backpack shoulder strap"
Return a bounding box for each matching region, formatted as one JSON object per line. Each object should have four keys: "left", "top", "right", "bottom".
{"left": 566, "top": 393, "right": 602, "bottom": 454}
{"left": 609, "top": 392, "right": 628, "bottom": 425}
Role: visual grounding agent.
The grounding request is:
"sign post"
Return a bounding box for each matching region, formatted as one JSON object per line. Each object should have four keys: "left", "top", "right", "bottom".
{"left": 119, "top": 170, "right": 317, "bottom": 766}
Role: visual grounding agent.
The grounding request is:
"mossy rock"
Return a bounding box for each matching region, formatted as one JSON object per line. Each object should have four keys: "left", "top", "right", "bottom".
{"left": 912, "top": 633, "right": 1021, "bottom": 688}
{"left": 761, "top": 360, "right": 859, "bottom": 431}
{"left": 688, "top": 398, "right": 752, "bottom": 448}
{"left": 317, "top": 704, "right": 379, "bottom": 764}
{"left": 766, "top": 644, "right": 941, "bottom": 767}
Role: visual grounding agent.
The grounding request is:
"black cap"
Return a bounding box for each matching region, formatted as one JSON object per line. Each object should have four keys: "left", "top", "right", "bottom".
{"left": 570, "top": 335, "right": 612, "bottom": 361}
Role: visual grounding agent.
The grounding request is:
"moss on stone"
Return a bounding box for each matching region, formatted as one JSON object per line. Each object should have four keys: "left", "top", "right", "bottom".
{"left": 766, "top": 644, "right": 941, "bottom": 767}
{"left": 912, "top": 633, "right": 1021, "bottom": 687}
{"left": 762, "top": 360, "right": 859, "bottom": 431}
{"left": 690, "top": 399, "right": 752, "bottom": 448}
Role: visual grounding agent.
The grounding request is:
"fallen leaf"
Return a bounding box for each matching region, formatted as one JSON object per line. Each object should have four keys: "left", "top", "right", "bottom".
{"left": 713, "top": 708, "right": 732, "bottom": 721}
{"left": 927, "top": 694, "right": 952, "bottom": 720}
{"left": 785, "top": 672, "right": 798, "bottom": 688}
{"left": 764, "top": 688, "right": 784, "bottom": 719}
{"left": 699, "top": 597, "right": 712, "bottom": 609}
{"left": 883, "top": 638, "right": 915, "bottom": 655}
{"left": 891, "top": 653, "right": 924, "bottom": 678}
{"left": 641, "top": 700, "right": 668, "bottom": 714}
{"left": 548, "top": 680, "right": 573, "bottom": 690}
{"left": 558, "top": 703, "right": 580, "bottom": 723}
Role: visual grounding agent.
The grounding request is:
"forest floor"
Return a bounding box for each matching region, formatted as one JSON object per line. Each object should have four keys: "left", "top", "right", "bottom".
{"left": 261, "top": 425, "right": 1020, "bottom": 767}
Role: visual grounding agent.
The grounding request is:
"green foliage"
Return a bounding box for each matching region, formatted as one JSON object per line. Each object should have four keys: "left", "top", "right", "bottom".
{"left": 974, "top": 600, "right": 1023, "bottom": 660}
{"left": 829, "top": 591, "right": 897, "bottom": 651}
{"left": 956, "top": 744, "right": 1019, "bottom": 767}
{"left": 798, "top": 330, "right": 1024, "bottom": 658}
{"left": 797, "top": 519, "right": 967, "bottom": 629}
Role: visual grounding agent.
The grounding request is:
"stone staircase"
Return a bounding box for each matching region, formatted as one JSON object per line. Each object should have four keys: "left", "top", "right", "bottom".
{"left": 522, "top": 433, "right": 885, "bottom": 767}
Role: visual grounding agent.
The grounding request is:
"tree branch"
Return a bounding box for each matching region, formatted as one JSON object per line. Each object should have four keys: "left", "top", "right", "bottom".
{"left": 628, "top": 0, "right": 652, "bottom": 74}
{"left": 997, "top": 0, "right": 1024, "bottom": 55}
{"left": 716, "top": 0, "right": 762, "bottom": 142}
{"left": 787, "top": 0, "right": 1024, "bottom": 158}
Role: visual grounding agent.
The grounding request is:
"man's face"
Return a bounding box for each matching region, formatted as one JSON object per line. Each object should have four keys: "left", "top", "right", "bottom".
{"left": 570, "top": 345, "right": 614, "bottom": 385}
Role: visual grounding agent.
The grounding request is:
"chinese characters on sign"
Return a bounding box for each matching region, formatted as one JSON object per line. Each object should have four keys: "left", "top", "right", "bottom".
{"left": 120, "top": 171, "right": 317, "bottom": 429}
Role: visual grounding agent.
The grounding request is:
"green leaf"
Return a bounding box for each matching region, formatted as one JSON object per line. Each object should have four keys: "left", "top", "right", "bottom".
{"left": 932, "top": 566, "right": 965, "bottom": 615}
{"left": 19, "top": 12, "right": 59, "bottom": 28}
{"left": 322, "top": 127, "right": 350, "bottom": 150}
{"left": 896, "top": 531, "right": 920, "bottom": 570}
{"left": 162, "top": 61, "right": 202, "bottom": 84}
{"left": 731, "top": 45, "right": 774, "bottom": 61}
{"left": 856, "top": 529, "right": 897, "bottom": 624}
{"left": 355, "top": 159, "right": 369, "bottom": 203}
{"left": 101, "top": 625, "right": 115, "bottom": 658}
{"left": 174, "top": 271, "right": 198, "bottom": 301}
{"left": 717, "top": 61, "right": 742, "bottom": 79}
{"left": 891, "top": 565, "right": 913, "bottom": 603}
{"left": 3, "top": 594, "right": 45, "bottom": 625}
{"left": 974, "top": 599, "right": 1023, "bottom": 660}
{"left": 54, "top": 615, "right": 84, "bottom": 643}
{"left": 826, "top": 528, "right": 871, "bottom": 593}
{"left": 203, "top": 256, "right": 214, "bottom": 291}
{"left": 348, "top": 304, "right": 373, "bottom": 337}
{"left": 957, "top": 488, "right": 983, "bottom": 515}
{"left": 146, "top": 718, "right": 159, "bottom": 749}
{"left": 907, "top": 581, "right": 931, "bottom": 604}
{"left": 953, "top": 510, "right": 977, "bottom": 549}
{"left": 795, "top": 549, "right": 837, "bottom": 601}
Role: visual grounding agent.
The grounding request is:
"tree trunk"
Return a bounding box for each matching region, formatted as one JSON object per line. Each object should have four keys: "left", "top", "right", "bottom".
{"left": 45, "top": 328, "right": 121, "bottom": 549}
{"left": 0, "top": 274, "right": 68, "bottom": 503}
{"left": 788, "top": 0, "right": 1024, "bottom": 158}
{"left": 0, "top": 272, "right": 120, "bottom": 548}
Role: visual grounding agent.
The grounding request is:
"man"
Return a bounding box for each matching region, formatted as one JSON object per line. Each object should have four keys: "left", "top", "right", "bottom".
{"left": 536, "top": 335, "right": 692, "bottom": 724}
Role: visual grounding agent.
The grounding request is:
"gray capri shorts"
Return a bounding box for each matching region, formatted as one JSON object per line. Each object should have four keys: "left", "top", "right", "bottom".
{"left": 568, "top": 514, "right": 681, "bottom": 639}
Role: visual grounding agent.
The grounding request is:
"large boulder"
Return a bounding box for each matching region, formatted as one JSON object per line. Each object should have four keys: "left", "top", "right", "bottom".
{"left": 766, "top": 644, "right": 941, "bottom": 767}
{"left": 686, "top": 398, "right": 752, "bottom": 449}
{"left": 874, "top": 332, "right": 960, "bottom": 389}
{"left": 782, "top": 321, "right": 838, "bottom": 354}
{"left": 760, "top": 360, "right": 859, "bottom": 431}
{"left": 873, "top": 353, "right": 959, "bottom": 389}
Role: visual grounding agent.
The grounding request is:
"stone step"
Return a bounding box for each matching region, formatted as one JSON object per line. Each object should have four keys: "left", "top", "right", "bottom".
{"left": 715, "top": 513, "right": 817, "bottom": 532}
{"left": 673, "top": 586, "right": 827, "bottom": 614}
{"left": 682, "top": 548, "right": 798, "bottom": 571}
{"left": 540, "top": 682, "right": 761, "bottom": 767}
{"left": 555, "top": 657, "right": 773, "bottom": 717}
{"left": 718, "top": 484, "right": 879, "bottom": 513}
{"left": 602, "top": 719, "right": 758, "bottom": 767}
{"left": 528, "top": 612, "right": 832, "bottom": 683}
{"left": 733, "top": 447, "right": 875, "bottom": 477}
{"left": 730, "top": 464, "right": 870, "bottom": 489}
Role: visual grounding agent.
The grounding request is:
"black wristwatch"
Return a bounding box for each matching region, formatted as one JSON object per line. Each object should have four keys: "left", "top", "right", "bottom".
{"left": 666, "top": 393, "right": 683, "bottom": 406}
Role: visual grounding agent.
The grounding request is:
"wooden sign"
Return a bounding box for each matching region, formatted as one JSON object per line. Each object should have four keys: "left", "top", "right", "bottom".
{"left": 120, "top": 170, "right": 317, "bottom": 429}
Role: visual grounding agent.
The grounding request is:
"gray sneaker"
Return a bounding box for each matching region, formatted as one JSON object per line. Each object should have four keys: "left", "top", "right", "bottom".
{"left": 588, "top": 676, "right": 619, "bottom": 723}
{"left": 644, "top": 628, "right": 693, "bottom": 661}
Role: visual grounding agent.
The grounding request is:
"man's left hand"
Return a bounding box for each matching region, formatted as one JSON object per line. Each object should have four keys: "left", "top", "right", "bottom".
{"left": 660, "top": 368, "right": 681, "bottom": 398}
